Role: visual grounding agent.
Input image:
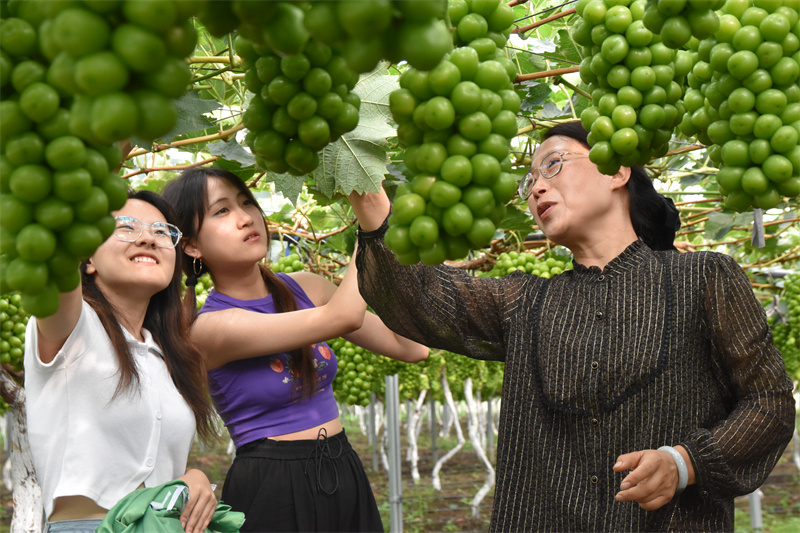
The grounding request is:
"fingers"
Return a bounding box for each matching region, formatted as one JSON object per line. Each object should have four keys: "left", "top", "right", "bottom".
{"left": 614, "top": 449, "right": 678, "bottom": 512}
{"left": 181, "top": 491, "right": 217, "bottom": 533}
{"left": 612, "top": 450, "right": 644, "bottom": 473}
{"left": 179, "top": 496, "right": 197, "bottom": 532}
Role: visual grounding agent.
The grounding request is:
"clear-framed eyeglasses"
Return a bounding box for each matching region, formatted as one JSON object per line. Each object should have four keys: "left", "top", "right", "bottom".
{"left": 113, "top": 216, "right": 182, "bottom": 248}
{"left": 518, "top": 151, "right": 590, "bottom": 199}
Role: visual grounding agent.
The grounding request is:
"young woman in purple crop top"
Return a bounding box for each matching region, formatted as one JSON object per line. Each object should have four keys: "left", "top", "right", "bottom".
{"left": 162, "top": 168, "right": 428, "bottom": 532}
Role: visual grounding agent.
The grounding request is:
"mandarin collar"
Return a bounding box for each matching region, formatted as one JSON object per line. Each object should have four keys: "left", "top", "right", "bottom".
{"left": 124, "top": 326, "right": 163, "bottom": 359}
{"left": 571, "top": 238, "right": 648, "bottom": 278}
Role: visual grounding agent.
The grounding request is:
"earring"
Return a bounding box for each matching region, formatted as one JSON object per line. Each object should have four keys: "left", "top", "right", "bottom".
{"left": 193, "top": 257, "right": 203, "bottom": 276}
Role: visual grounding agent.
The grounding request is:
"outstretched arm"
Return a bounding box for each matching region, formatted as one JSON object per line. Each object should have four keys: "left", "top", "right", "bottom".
{"left": 32, "top": 285, "right": 83, "bottom": 364}
{"left": 191, "top": 260, "right": 367, "bottom": 370}
{"left": 344, "top": 311, "right": 429, "bottom": 363}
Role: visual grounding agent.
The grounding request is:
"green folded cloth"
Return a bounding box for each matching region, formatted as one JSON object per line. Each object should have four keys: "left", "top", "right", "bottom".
{"left": 96, "top": 480, "right": 245, "bottom": 533}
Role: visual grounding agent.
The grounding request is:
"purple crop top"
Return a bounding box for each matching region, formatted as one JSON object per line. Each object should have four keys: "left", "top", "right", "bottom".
{"left": 199, "top": 273, "right": 339, "bottom": 448}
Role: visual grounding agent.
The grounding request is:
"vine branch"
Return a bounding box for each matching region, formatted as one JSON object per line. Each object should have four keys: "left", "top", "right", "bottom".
{"left": 515, "top": 66, "right": 580, "bottom": 82}
{"left": 127, "top": 123, "right": 246, "bottom": 158}
{"left": 513, "top": 8, "right": 576, "bottom": 34}
{"left": 121, "top": 157, "right": 220, "bottom": 180}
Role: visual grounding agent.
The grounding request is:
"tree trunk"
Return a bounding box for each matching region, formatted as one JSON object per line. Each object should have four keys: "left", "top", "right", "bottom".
{"left": 1, "top": 367, "right": 43, "bottom": 533}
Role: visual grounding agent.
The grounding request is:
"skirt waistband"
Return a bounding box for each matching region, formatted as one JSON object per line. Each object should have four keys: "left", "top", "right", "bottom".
{"left": 235, "top": 428, "right": 351, "bottom": 460}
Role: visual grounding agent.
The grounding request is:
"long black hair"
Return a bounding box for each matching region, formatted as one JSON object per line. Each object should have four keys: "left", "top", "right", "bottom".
{"left": 542, "top": 121, "right": 680, "bottom": 251}
{"left": 81, "top": 189, "right": 217, "bottom": 441}
{"left": 162, "top": 167, "right": 318, "bottom": 400}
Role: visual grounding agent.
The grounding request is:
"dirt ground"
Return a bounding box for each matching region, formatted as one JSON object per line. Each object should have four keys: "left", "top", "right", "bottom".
{"left": 2, "top": 416, "right": 799, "bottom": 532}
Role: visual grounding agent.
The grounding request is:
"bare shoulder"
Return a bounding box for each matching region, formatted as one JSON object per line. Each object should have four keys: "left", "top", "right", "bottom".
{"left": 286, "top": 271, "right": 337, "bottom": 305}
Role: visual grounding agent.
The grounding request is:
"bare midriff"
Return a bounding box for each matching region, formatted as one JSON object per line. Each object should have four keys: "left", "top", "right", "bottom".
{"left": 48, "top": 496, "right": 108, "bottom": 522}
{"left": 267, "top": 417, "right": 343, "bottom": 441}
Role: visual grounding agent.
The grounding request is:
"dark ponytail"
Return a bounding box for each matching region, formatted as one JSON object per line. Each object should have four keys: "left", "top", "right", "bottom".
{"left": 542, "top": 121, "right": 680, "bottom": 251}
{"left": 162, "top": 167, "right": 318, "bottom": 400}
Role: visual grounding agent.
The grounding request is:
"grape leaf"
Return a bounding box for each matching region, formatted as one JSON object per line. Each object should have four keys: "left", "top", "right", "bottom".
{"left": 498, "top": 206, "right": 536, "bottom": 233}
{"left": 208, "top": 139, "right": 256, "bottom": 168}
{"left": 521, "top": 82, "right": 552, "bottom": 111}
{"left": 705, "top": 211, "right": 752, "bottom": 240}
{"left": 271, "top": 172, "right": 306, "bottom": 204}
{"left": 314, "top": 67, "right": 399, "bottom": 197}
{"left": 160, "top": 93, "right": 222, "bottom": 143}
{"left": 555, "top": 29, "right": 582, "bottom": 65}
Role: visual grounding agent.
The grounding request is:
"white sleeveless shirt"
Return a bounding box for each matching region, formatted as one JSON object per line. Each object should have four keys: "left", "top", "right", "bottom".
{"left": 24, "top": 301, "right": 196, "bottom": 518}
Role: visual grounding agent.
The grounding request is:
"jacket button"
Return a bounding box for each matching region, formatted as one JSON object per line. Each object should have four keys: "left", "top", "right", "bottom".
{"left": 598, "top": 275, "right": 605, "bottom": 281}
{"left": 591, "top": 475, "right": 599, "bottom": 484}
{"left": 591, "top": 361, "right": 599, "bottom": 369}
{"left": 596, "top": 311, "right": 604, "bottom": 319}
{"left": 591, "top": 418, "right": 599, "bottom": 426}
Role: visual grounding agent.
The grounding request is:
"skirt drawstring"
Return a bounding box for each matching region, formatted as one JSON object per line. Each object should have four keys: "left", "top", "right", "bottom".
{"left": 303, "top": 427, "right": 344, "bottom": 495}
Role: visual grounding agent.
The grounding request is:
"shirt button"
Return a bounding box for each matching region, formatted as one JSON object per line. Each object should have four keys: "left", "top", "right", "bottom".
{"left": 591, "top": 418, "right": 599, "bottom": 426}
{"left": 591, "top": 475, "right": 599, "bottom": 484}
{"left": 146, "top": 457, "right": 154, "bottom": 467}
{"left": 155, "top": 410, "right": 162, "bottom": 420}
{"left": 596, "top": 311, "right": 604, "bottom": 319}
{"left": 598, "top": 275, "right": 605, "bottom": 282}
{"left": 591, "top": 361, "right": 599, "bottom": 369}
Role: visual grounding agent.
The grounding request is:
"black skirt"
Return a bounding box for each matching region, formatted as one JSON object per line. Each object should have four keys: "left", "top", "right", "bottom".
{"left": 221, "top": 428, "right": 384, "bottom": 533}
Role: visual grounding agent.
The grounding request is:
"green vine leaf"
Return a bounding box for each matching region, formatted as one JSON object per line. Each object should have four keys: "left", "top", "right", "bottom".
{"left": 208, "top": 139, "right": 256, "bottom": 168}
{"left": 314, "top": 66, "right": 399, "bottom": 197}
{"left": 272, "top": 172, "right": 306, "bottom": 204}
{"left": 162, "top": 93, "right": 222, "bottom": 143}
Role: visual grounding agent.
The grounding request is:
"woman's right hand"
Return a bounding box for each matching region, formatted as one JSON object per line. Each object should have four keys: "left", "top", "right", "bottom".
{"left": 348, "top": 187, "right": 390, "bottom": 233}
{"left": 178, "top": 469, "right": 217, "bottom": 533}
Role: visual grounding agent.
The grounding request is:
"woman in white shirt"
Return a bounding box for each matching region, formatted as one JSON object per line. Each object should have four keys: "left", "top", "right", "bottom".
{"left": 24, "top": 190, "right": 218, "bottom": 533}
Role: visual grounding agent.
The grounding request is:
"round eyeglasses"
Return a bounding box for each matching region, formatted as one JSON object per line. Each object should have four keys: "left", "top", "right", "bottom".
{"left": 113, "top": 216, "right": 182, "bottom": 248}
{"left": 518, "top": 151, "right": 590, "bottom": 199}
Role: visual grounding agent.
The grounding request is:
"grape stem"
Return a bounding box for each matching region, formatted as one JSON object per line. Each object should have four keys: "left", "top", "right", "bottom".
{"left": 188, "top": 55, "right": 240, "bottom": 66}
{"left": 512, "top": 8, "right": 576, "bottom": 34}
{"left": 266, "top": 219, "right": 355, "bottom": 243}
{"left": 121, "top": 157, "right": 220, "bottom": 180}
{"left": 127, "top": 123, "right": 246, "bottom": 158}
{"left": 515, "top": 66, "right": 580, "bottom": 82}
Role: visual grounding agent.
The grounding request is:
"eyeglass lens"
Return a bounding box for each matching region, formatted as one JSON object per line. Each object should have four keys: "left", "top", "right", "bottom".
{"left": 520, "top": 152, "right": 565, "bottom": 198}
{"left": 115, "top": 217, "right": 180, "bottom": 247}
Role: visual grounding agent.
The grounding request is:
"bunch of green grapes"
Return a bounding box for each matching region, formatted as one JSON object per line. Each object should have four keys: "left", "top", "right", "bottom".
{"left": 198, "top": 0, "right": 453, "bottom": 74}
{"left": 448, "top": 0, "right": 517, "bottom": 74}
{"left": 681, "top": 0, "right": 800, "bottom": 212}
{"left": 0, "top": 2, "right": 139, "bottom": 317}
{"left": 441, "top": 350, "right": 483, "bottom": 400}
{"left": 574, "top": 0, "right": 692, "bottom": 174}
{"left": 329, "top": 337, "right": 384, "bottom": 406}
{"left": 0, "top": 292, "right": 27, "bottom": 414}
{"left": 385, "top": 56, "right": 519, "bottom": 265}
{"left": 304, "top": 0, "right": 453, "bottom": 73}
{"left": 40, "top": 0, "right": 196, "bottom": 146}
{"left": 383, "top": 1, "right": 520, "bottom": 266}
{"left": 236, "top": 32, "right": 361, "bottom": 176}
{"left": 395, "top": 355, "right": 432, "bottom": 401}
{"left": 0, "top": 293, "right": 28, "bottom": 373}
{"left": 770, "top": 272, "right": 800, "bottom": 381}
{"left": 270, "top": 252, "right": 308, "bottom": 274}
{"left": 182, "top": 273, "right": 213, "bottom": 311}
{"left": 642, "top": 0, "right": 725, "bottom": 49}
{"left": 481, "top": 250, "right": 571, "bottom": 278}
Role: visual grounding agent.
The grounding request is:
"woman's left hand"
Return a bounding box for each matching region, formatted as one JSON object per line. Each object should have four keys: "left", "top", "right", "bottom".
{"left": 613, "top": 449, "right": 685, "bottom": 511}
{"left": 178, "top": 469, "right": 217, "bottom": 533}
